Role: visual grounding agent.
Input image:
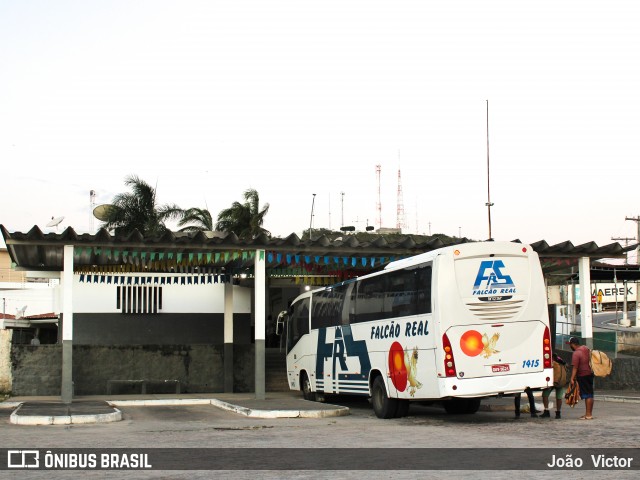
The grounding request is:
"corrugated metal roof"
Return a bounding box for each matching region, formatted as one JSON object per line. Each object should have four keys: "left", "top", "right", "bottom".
{"left": 1, "top": 225, "right": 633, "bottom": 275}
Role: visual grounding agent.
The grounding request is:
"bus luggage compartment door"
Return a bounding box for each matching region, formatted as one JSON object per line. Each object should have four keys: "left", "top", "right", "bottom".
{"left": 445, "top": 321, "right": 546, "bottom": 379}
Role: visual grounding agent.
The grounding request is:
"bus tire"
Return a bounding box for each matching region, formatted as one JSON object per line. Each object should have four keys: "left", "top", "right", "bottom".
{"left": 301, "top": 372, "right": 316, "bottom": 402}
{"left": 372, "top": 376, "right": 398, "bottom": 419}
{"left": 395, "top": 399, "right": 410, "bottom": 418}
{"left": 443, "top": 398, "right": 480, "bottom": 414}
{"left": 465, "top": 398, "right": 481, "bottom": 414}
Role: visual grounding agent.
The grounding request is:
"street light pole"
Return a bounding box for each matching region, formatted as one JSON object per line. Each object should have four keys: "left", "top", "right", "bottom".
{"left": 309, "top": 193, "right": 316, "bottom": 239}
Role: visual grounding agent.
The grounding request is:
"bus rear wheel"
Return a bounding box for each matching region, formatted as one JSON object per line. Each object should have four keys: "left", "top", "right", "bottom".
{"left": 372, "top": 376, "right": 398, "bottom": 419}
{"left": 443, "top": 398, "right": 481, "bottom": 414}
{"left": 301, "top": 372, "right": 316, "bottom": 402}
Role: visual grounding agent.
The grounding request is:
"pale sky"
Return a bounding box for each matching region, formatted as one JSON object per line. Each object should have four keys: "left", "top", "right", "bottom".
{"left": 1, "top": 1, "right": 639, "bottom": 253}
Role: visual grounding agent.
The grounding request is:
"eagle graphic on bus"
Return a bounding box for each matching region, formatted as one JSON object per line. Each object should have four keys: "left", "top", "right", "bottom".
{"left": 388, "top": 342, "right": 423, "bottom": 396}
{"left": 459, "top": 330, "right": 501, "bottom": 358}
{"left": 404, "top": 346, "right": 423, "bottom": 396}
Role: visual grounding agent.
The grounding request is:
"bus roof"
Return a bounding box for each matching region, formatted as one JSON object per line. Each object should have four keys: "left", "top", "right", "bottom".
{"left": 384, "top": 241, "right": 533, "bottom": 271}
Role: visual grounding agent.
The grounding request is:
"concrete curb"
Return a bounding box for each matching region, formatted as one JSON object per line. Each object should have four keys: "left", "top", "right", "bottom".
{"left": 6, "top": 397, "right": 349, "bottom": 425}
{"left": 596, "top": 395, "right": 640, "bottom": 404}
{"left": 209, "top": 398, "right": 350, "bottom": 418}
{"left": 9, "top": 404, "right": 122, "bottom": 426}
{"left": 108, "top": 399, "right": 212, "bottom": 407}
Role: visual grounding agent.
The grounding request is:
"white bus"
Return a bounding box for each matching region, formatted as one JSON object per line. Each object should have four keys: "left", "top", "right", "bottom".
{"left": 277, "top": 241, "right": 553, "bottom": 418}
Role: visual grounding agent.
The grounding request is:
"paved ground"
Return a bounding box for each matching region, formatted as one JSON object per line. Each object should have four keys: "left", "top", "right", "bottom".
{"left": 3, "top": 389, "right": 639, "bottom": 424}
{"left": 1, "top": 390, "right": 639, "bottom": 479}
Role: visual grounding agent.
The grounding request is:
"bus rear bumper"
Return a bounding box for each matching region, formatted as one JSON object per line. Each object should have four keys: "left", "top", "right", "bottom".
{"left": 438, "top": 369, "right": 554, "bottom": 399}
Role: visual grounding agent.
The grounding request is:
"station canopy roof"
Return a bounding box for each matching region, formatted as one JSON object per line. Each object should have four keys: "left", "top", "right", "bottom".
{"left": 576, "top": 261, "right": 640, "bottom": 282}
{"left": 2, "top": 225, "right": 635, "bottom": 284}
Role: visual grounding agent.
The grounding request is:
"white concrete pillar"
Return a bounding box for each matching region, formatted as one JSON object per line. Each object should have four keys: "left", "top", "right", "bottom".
{"left": 61, "top": 245, "right": 74, "bottom": 403}
{"left": 621, "top": 280, "right": 630, "bottom": 327}
{"left": 636, "top": 281, "right": 640, "bottom": 327}
{"left": 223, "top": 281, "right": 234, "bottom": 392}
{"left": 254, "top": 249, "right": 266, "bottom": 399}
{"left": 578, "top": 256, "right": 593, "bottom": 346}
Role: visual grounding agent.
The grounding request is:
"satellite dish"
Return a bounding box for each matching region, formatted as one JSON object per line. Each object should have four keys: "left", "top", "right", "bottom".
{"left": 93, "top": 204, "right": 114, "bottom": 221}
{"left": 46, "top": 216, "right": 65, "bottom": 227}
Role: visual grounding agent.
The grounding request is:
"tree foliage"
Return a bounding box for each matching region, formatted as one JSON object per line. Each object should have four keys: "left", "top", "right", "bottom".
{"left": 177, "top": 207, "right": 214, "bottom": 232}
{"left": 101, "top": 175, "right": 183, "bottom": 236}
{"left": 215, "top": 188, "right": 270, "bottom": 239}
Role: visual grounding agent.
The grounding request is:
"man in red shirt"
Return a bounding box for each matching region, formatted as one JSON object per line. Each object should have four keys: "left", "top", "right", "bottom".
{"left": 567, "top": 336, "right": 594, "bottom": 419}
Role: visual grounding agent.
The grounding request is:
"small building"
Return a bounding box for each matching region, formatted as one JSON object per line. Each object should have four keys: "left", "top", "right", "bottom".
{"left": 0, "top": 225, "right": 632, "bottom": 400}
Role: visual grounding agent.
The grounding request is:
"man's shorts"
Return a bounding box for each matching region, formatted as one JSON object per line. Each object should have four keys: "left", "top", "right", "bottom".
{"left": 577, "top": 374, "right": 595, "bottom": 399}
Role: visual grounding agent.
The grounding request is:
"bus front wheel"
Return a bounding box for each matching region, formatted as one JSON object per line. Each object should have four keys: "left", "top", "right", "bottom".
{"left": 301, "top": 372, "right": 316, "bottom": 402}
{"left": 372, "top": 376, "right": 398, "bottom": 419}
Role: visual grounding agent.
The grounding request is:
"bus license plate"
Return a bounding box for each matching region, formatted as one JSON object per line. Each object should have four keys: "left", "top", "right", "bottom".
{"left": 492, "top": 364, "right": 510, "bottom": 373}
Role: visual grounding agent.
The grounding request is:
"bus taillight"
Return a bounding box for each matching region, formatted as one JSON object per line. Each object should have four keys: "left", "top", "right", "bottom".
{"left": 442, "top": 333, "right": 457, "bottom": 377}
{"left": 543, "top": 326, "right": 552, "bottom": 368}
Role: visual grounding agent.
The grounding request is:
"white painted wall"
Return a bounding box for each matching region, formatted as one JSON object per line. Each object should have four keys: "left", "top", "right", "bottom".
{"left": 0, "top": 286, "right": 57, "bottom": 317}
{"left": 2, "top": 273, "right": 253, "bottom": 323}
{"left": 71, "top": 275, "right": 251, "bottom": 314}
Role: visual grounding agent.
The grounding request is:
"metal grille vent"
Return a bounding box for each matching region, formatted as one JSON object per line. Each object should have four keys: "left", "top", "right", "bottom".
{"left": 465, "top": 299, "right": 523, "bottom": 321}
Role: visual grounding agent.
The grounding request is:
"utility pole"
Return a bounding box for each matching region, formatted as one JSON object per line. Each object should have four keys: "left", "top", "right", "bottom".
{"left": 485, "top": 100, "right": 494, "bottom": 240}
{"left": 340, "top": 192, "right": 345, "bottom": 229}
{"left": 612, "top": 236, "right": 635, "bottom": 265}
{"left": 625, "top": 216, "right": 640, "bottom": 264}
{"left": 612, "top": 235, "right": 634, "bottom": 326}
{"left": 625, "top": 215, "right": 640, "bottom": 327}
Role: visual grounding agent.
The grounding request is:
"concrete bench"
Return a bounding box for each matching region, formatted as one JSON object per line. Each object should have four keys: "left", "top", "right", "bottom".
{"left": 107, "top": 379, "right": 181, "bottom": 395}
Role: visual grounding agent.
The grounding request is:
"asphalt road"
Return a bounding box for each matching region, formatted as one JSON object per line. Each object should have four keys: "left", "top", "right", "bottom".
{"left": 593, "top": 310, "right": 638, "bottom": 328}
{"left": 2, "top": 396, "right": 639, "bottom": 479}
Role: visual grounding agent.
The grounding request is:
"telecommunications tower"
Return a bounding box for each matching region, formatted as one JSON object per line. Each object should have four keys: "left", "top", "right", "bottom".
{"left": 396, "top": 153, "right": 406, "bottom": 231}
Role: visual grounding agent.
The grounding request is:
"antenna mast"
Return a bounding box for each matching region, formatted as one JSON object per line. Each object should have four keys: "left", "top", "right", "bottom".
{"left": 90, "top": 190, "right": 96, "bottom": 233}
{"left": 309, "top": 193, "right": 316, "bottom": 239}
{"left": 375, "top": 164, "right": 382, "bottom": 229}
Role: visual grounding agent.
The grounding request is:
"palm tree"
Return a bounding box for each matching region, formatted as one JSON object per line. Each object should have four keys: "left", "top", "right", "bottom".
{"left": 177, "top": 207, "right": 214, "bottom": 232}
{"left": 216, "top": 188, "right": 270, "bottom": 239}
{"left": 101, "top": 175, "right": 183, "bottom": 236}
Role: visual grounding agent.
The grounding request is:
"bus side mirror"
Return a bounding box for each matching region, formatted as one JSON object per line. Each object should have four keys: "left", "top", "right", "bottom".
{"left": 275, "top": 310, "right": 288, "bottom": 336}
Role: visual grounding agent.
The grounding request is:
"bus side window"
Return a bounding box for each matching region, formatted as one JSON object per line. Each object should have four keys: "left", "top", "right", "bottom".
{"left": 416, "top": 265, "right": 432, "bottom": 314}
{"left": 287, "top": 298, "right": 310, "bottom": 353}
{"left": 342, "top": 283, "right": 356, "bottom": 325}
{"left": 354, "top": 275, "right": 387, "bottom": 323}
{"left": 386, "top": 269, "right": 417, "bottom": 317}
{"left": 311, "top": 289, "right": 343, "bottom": 330}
